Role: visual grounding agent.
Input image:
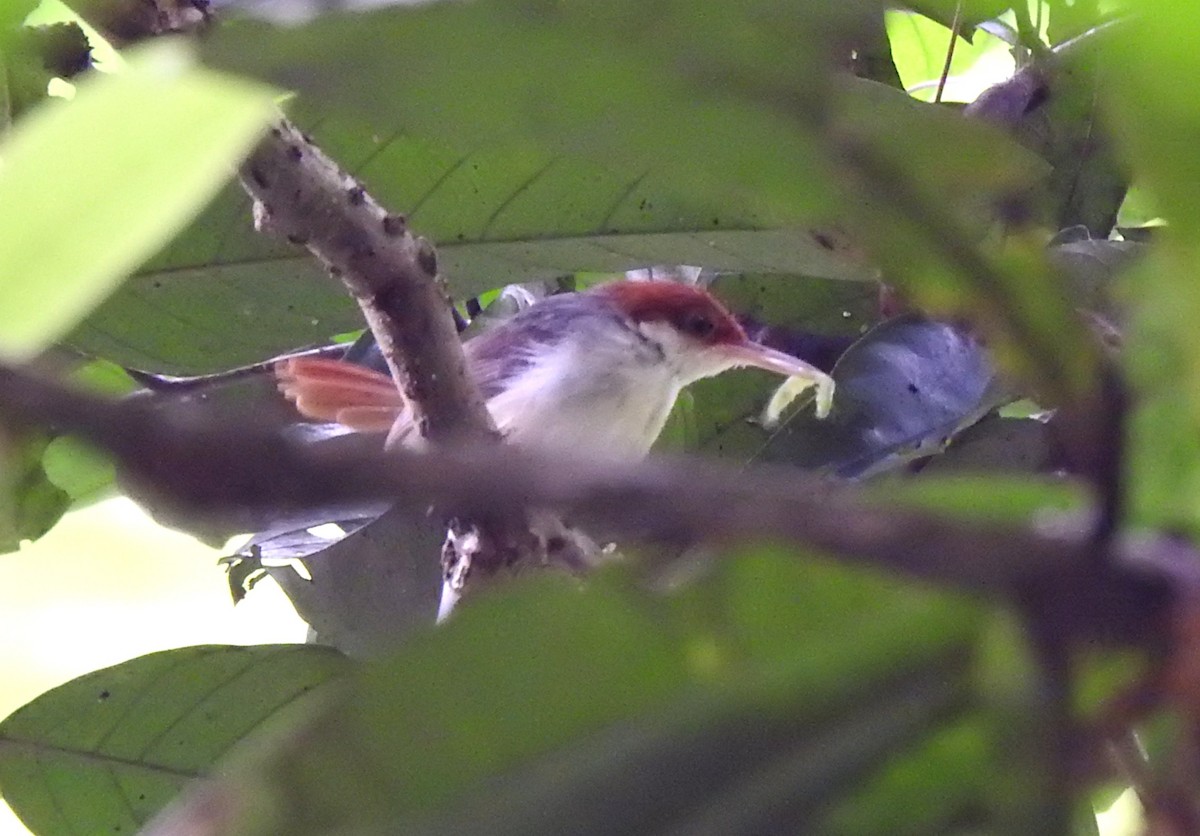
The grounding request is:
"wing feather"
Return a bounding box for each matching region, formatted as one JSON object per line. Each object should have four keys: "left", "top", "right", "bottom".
{"left": 276, "top": 358, "right": 406, "bottom": 433}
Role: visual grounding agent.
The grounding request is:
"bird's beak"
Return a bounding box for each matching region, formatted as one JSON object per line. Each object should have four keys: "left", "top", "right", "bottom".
{"left": 717, "top": 341, "right": 836, "bottom": 421}
{"left": 719, "top": 341, "right": 825, "bottom": 379}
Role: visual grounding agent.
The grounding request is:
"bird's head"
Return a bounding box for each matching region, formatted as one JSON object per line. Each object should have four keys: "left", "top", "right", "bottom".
{"left": 595, "top": 280, "right": 826, "bottom": 386}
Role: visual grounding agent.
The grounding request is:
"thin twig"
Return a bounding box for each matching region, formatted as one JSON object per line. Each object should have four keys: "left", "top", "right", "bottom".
{"left": 934, "top": 1, "right": 962, "bottom": 104}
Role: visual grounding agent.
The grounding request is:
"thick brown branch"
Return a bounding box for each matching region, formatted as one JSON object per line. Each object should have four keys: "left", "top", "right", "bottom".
{"left": 0, "top": 362, "right": 1173, "bottom": 621}
{"left": 239, "top": 119, "right": 495, "bottom": 445}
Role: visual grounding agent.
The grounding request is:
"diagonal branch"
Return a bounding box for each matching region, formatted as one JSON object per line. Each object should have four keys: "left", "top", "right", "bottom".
{"left": 239, "top": 119, "right": 495, "bottom": 445}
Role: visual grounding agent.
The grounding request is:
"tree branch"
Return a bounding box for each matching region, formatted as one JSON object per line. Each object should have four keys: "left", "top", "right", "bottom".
{"left": 0, "top": 362, "right": 1176, "bottom": 632}
{"left": 239, "top": 119, "right": 495, "bottom": 445}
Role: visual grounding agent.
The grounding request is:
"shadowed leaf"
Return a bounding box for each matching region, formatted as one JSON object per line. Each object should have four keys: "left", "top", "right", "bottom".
{"left": 0, "top": 644, "right": 350, "bottom": 835}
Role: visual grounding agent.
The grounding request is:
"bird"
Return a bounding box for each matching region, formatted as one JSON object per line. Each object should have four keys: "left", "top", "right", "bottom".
{"left": 276, "top": 279, "right": 832, "bottom": 457}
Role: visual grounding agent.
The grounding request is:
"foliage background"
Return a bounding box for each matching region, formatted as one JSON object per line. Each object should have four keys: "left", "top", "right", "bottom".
{"left": 0, "top": 0, "right": 1184, "bottom": 833}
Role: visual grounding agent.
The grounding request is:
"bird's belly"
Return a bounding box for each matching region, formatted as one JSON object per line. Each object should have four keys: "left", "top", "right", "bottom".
{"left": 513, "top": 397, "right": 674, "bottom": 456}
{"left": 487, "top": 362, "right": 680, "bottom": 458}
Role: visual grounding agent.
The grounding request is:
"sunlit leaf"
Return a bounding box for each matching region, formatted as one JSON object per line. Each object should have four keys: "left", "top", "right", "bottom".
{"left": 902, "top": 0, "right": 1014, "bottom": 33}
{"left": 886, "top": 10, "right": 1015, "bottom": 103}
{"left": 0, "top": 41, "right": 274, "bottom": 361}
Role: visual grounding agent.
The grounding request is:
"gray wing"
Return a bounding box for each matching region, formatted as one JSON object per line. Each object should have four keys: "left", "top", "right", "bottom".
{"left": 464, "top": 291, "right": 626, "bottom": 399}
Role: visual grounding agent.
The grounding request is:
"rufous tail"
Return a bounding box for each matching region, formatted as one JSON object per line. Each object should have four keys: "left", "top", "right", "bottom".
{"left": 276, "top": 357, "right": 405, "bottom": 433}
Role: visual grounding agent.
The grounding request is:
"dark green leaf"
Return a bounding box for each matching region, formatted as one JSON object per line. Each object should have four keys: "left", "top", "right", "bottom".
{"left": 203, "top": 1, "right": 864, "bottom": 218}
{"left": 0, "top": 644, "right": 349, "bottom": 835}
{"left": 260, "top": 506, "right": 443, "bottom": 657}
{"left": 147, "top": 552, "right": 983, "bottom": 835}
{"left": 0, "top": 428, "right": 70, "bottom": 553}
{"left": 918, "top": 415, "right": 1053, "bottom": 475}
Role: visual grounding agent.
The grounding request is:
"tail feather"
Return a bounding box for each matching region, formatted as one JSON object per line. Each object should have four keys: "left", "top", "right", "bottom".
{"left": 277, "top": 358, "right": 406, "bottom": 433}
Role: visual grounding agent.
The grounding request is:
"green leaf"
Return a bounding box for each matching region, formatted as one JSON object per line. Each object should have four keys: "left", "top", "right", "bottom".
{"left": 870, "top": 473, "right": 1085, "bottom": 524}
{"left": 204, "top": 1, "right": 867, "bottom": 218}
{"left": 73, "top": 113, "right": 873, "bottom": 372}
{"left": 0, "top": 0, "right": 40, "bottom": 40}
{"left": 0, "top": 41, "right": 275, "bottom": 361}
{"left": 0, "top": 644, "right": 350, "bottom": 835}
{"left": 4, "top": 22, "right": 92, "bottom": 119}
{"left": 0, "top": 428, "right": 69, "bottom": 552}
{"left": 144, "top": 553, "right": 985, "bottom": 835}
{"left": 815, "top": 719, "right": 989, "bottom": 834}
{"left": 1104, "top": 4, "right": 1200, "bottom": 533}
{"left": 902, "top": 0, "right": 1015, "bottom": 32}
{"left": 40, "top": 436, "right": 113, "bottom": 504}
{"left": 824, "top": 80, "right": 1100, "bottom": 403}
{"left": 886, "top": 9, "right": 1015, "bottom": 103}
{"left": 1046, "top": 0, "right": 1105, "bottom": 45}
{"left": 918, "top": 415, "right": 1053, "bottom": 475}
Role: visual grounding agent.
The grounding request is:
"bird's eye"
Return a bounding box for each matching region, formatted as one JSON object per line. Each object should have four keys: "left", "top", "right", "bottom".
{"left": 679, "top": 311, "right": 716, "bottom": 339}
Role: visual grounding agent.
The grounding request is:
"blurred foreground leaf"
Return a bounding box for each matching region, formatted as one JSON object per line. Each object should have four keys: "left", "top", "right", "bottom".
{"left": 140, "top": 553, "right": 990, "bottom": 835}
{"left": 0, "top": 41, "right": 274, "bottom": 361}
{"left": 1105, "top": 3, "right": 1200, "bottom": 534}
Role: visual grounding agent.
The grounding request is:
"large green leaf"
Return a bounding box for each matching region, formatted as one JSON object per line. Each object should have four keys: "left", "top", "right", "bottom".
{"left": 71, "top": 111, "right": 872, "bottom": 373}
{"left": 0, "top": 42, "right": 275, "bottom": 361}
{"left": 1, "top": 359, "right": 137, "bottom": 552}
{"left": 145, "top": 552, "right": 987, "bottom": 835}
{"left": 82, "top": 1, "right": 1053, "bottom": 375}
{"left": 1104, "top": 3, "right": 1200, "bottom": 533}
{"left": 0, "top": 644, "right": 349, "bottom": 835}
{"left": 203, "top": 1, "right": 859, "bottom": 218}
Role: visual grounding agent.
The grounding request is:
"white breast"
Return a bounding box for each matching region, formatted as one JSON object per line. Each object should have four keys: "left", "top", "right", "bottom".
{"left": 485, "top": 328, "right": 682, "bottom": 458}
